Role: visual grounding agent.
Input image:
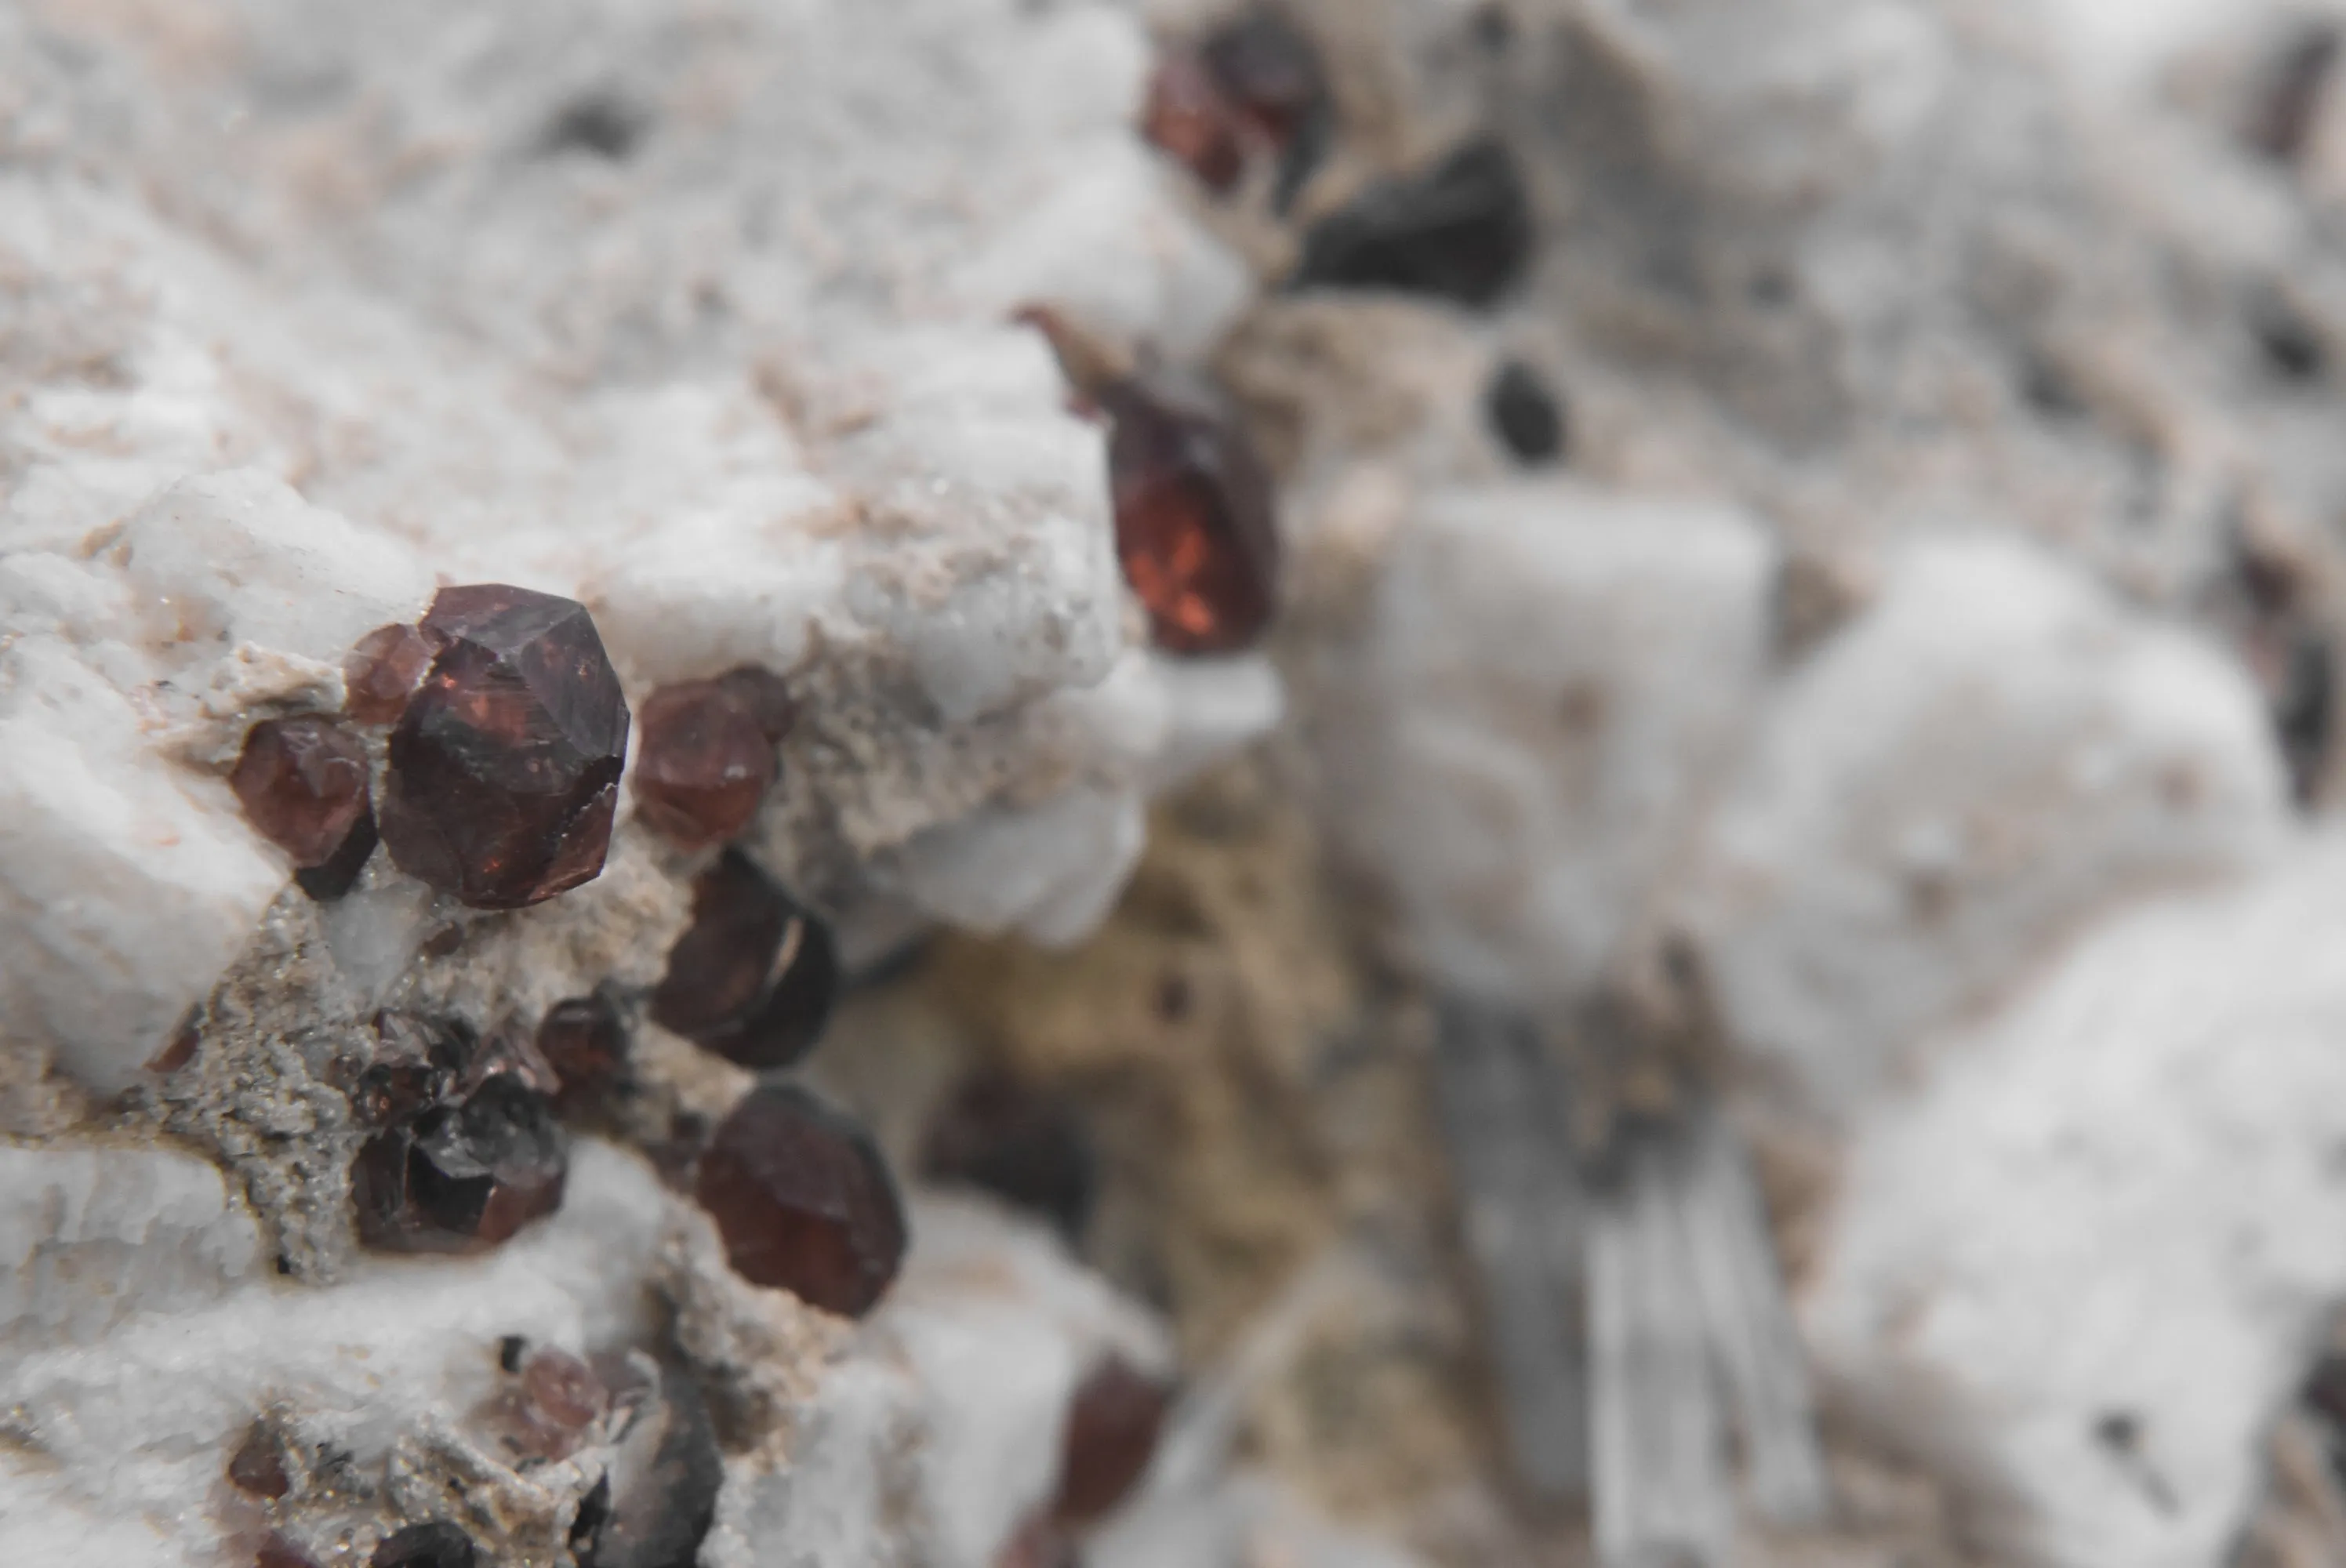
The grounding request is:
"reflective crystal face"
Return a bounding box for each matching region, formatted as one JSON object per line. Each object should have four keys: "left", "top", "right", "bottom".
{"left": 651, "top": 851, "right": 837, "bottom": 1071}
{"left": 379, "top": 585, "right": 630, "bottom": 910}
{"left": 631, "top": 676, "right": 781, "bottom": 848}
{"left": 1099, "top": 379, "right": 1279, "bottom": 656}
{"left": 343, "top": 622, "right": 435, "bottom": 725}
{"left": 693, "top": 1085, "right": 906, "bottom": 1318}
{"left": 231, "top": 716, "right": 373, "bottom": 869}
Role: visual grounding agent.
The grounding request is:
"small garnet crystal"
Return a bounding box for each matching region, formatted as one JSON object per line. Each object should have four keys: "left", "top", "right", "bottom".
{"left": 256, "top": 1532, "right": 321, "bottom": 1568}
{"left": 372, "top": 1522, "right": 477, "bottom": 1568}
{"left": 353, "top": 1073, "right": 568, "bottom": 1255}
{"left": 1290, "top": 137, "right": 1532, "bottom": 307}
{"left": 226, "top": 1419, "right": 292, "bottom": 1499}
{"left": 379, "top": 585, "right": 630, "bottom": 910}
{"left": 536, "top": 993, "right": 629, "bottom": 1111}
{"left": 1142, "top": 49, "right": 1244, "bottom": 193}
{"left": 1055, "top": 1354, "right": 1174, "bottom": 1523}
{"left": 344, "top": 622, "right": 435, "bottom": 725}
{"left": 632, "top": 671, "right": 790, "bottom": 848}
{"left": 919, "top": 1069, "right": 1098, "bottom": 1244}
{"left": 694, "top": 1084, "right": 907, "bottom": 1318}
{"left": 651, "top": 850, "right": 838, "bottom": 1070}
{"left": 1099, "top": 378, "right": 1279, "bottom": 655}
{"left": 231, "top": 716, "right": 374, "bottom": 869}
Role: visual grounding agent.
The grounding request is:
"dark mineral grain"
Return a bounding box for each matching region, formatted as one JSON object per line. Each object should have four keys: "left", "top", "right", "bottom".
{"left": 694, "top": 1084, "right": 906, "bottom": 1318}
{"left": 1099, "top": 377, "right": 1279, "bottom": 656}
{"left": 919, "top": 1069, "right": 1098, "bottom": 1245}
{"left": 1290, "top": 138, "right": 1531, "bottom": 307}
{"left": 651, "top": 850, "right": 837, "bottom": 1070}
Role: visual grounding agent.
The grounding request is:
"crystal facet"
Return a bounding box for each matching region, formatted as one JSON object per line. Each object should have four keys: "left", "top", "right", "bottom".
{"left": 380, "top": 584, "right": 630, "bottom": 910}
{"left": 919, "top": 1069, "right": 1097, "bottom": 1244}
{"left": 231, "top": 717, "right": 373, "bottom": 869}
{"left": 482, "top": 1347, "right": 608, "bottom": 1463}
{"left": 354, "top": 1073, "right": 568, "bottom": 1254}
{"left": 1099, "top": 379, "right": 1279, "bottom": 655}
{"left": 651, "top": 850, "right": 837, "bottom": 1070}
{"left": 536, "top": 993, "right": 629, "bottom": 1111}
{"left": 1055, "top": 1355, "right": 1172, "bottom": 1523}
{"left": 344, "top": 622, "right": 435, "bottom": 725}
{"left": 694, "top": 1084, "right": 907, "bottom": 1318}
{"left": 372, "top": 1522, "right": 478, "bottom": 1568}
{"left": 631, "top": 677, "right": 779, "bottom": 848}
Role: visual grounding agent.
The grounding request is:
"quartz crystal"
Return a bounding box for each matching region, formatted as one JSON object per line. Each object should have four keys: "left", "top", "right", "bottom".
{"left": 353, "top": 1074, "right": 568, "bottom": 1254}
{"left": 344, "top": 622, "right": 435, "bottom": 725}
{"left": 631, "top": 676, "right": 781, "bottom": 848}
{"left": 231, "top": 717, "right": 373, "bottom": 869}
{"left": 380, "top": 585, "right": 630, "bottom": 909}
{"left": 1099, "top": 379, "right": 1279, "bottom": 656}
{"left": 919, "top": 1069, "right": 1097, "bottom": 1243}
{"left": 652, "top": 851, "right": 837, "bottom": 1070}
{"left": 1055, "top": 1354, "right": 1172, "bottom": 1523}
{"left": 694, "top": 1084, "right": 907, "bottom": 1317}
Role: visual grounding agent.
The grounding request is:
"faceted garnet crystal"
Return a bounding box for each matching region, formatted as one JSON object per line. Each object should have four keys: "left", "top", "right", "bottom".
{"left": 694, "top": 1084, "right": 907, "bottom": 1318}
{"left": 353, "top": 1033, "right": 568, "bottom": 1256}
{"left": 1055, "top": 1354, "right": 1174, "bottom": 1523}
{"left": 651, "top": 850, "right": 837, "bottom": 1070}
{"left": 344, "top": 622, "right": 435, "bottom": 724}
{"left": 536, "top": 993, "right": 630, "bottom": 1111}
{"left": 1099, "top": 377, "right": 1279, "bottom": 656}
{"left": 380, "top": 585, "right": 630, "bottom": 910}
{"left": 919, "top": 1069, "right": 1098, "bottom": 1244}
{"left": 372, "top": 1522, "right": 477, "bottom": 1568}
{"left": 1291, "top": 137, "right": 1531, "bottom": 307}
{"left": 631, "top": 670, "right": 790, "bottom": 848}
{"left": 231, "top": 717, "right": 373, "bottom": 869}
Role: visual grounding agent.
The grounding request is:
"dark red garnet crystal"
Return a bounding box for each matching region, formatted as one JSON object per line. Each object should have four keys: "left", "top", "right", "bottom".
{"left": 352, "top": 1018, "right": 568, "bottom": 1255}
{"left": 231, "top": 716, "right": 374, "bottom": 875}
{"left": 1290, "top": 137, "right": 1531, "bottom": 307}
{"left": 632, "top": 669, "right": 792, "bottom": 848}
{"left": 1055, "top": 1354, "right": 1174, "bottom": 1523}
{"left": 651, "top": 850, "right": 837, "bottom": 1070}
{"left": 1143, "top": 49, "right": 1245, "bottom": 192}
{"left": 919, "top": 1069, "right": 1097, "bottom": 1245}
{"left": 536, "top": 993, "right": 630, "bottom": 1111}
{"left": 694, "top": 1084, "right": 907, "bottom": 1318}
{"left": 379, "top": 585, "right": 630, "bottom": 910}
{"left": 344, "top": 622, "right": 435, "bottom": 725}
{"left": 1099, "top": 378, "right": 1279, "bottom": 655}
{"left": 227, "top": 1419, "right": 292, "bottom": 1499}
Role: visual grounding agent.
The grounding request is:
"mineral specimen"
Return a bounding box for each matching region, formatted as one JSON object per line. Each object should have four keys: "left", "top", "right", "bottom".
{"left": 380, "top": 586, "right": 630, "bottom": 910}
{"left": 371, "top": 1522, "right": 477, "bottom": 1568}
{"left": 576, "top": 1366, "right": 724, "bottom": 1568}
{"left": 694, "top": 1084, "right": 906, "bottom": 1318}
{"left": 1099, "top": 379, "right": 1280, "bottom": 656}
{"left": 631, "top": 675, "right": 785, "bottom": 848}
{"left": 919, "top": 1069, "right": 1099, "bottom": 1244}
{"left": 353, "top": 1075, "right": 568, "bottom": 1254}
{"left": 230, "top": 717, "right": 373, "bottom": 869}
{"left": 536, "top": 993, "right": 630, "bottom": 1112}
{"left": 1054, "top": 1353, "right": 1172, "bottom": 1523}
{"left": 652, "top": 851, "right": 837, "bottom": 1070}
{"left": 1143, "top": 50, "right": 1245, "bottom": 193}
{"left": 343, "top": 623, "right": 435, "bottom": 726}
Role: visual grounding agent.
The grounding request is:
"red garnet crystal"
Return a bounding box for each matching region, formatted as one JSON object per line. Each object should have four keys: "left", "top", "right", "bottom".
{"left": 536, "top": 993, "right": 629, "bottom": 1111}
{"left": 1055, "top": 1354, "right": 1174, "bottom": 1523}
{"left": 226, "top": 1420, "right": 292, "bottom": 1499}
{"left": 344, "top": 622, "right": 435, "bottom": 725}
{"left": 1142, "top": 49, "right": 1244, "bottom": 192}
{"left": 694, "top": 1084, "right": 907, "bottom": 1318}
{"left": 1099, "top": 379, "right": 1279, "bottom": 655}
{"left": 918, "top": 1069, "right": 1098, "bottom": 1245}
{"left": 651, "top": 850, "right": 837, "bottom": 1070}
{"left": 231, "top": 717, "right": 373, "bottom": 868}
{"left": 353, "top": 1074, "right": 568, "bottom": 1255}
{"left": 380, "top": 585, "right": 630, "bottom": 910}
{"left": 632, "top": 670, "right": 790, "bottom": 848}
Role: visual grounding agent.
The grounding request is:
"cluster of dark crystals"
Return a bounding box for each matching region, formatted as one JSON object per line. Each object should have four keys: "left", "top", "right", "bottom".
{"left": 1142, "top": 8, "right": 1329, "bottom": 209}
{"left": 349, "top": 1014, "right": 569, "bottom": 1256}
{"left": 919, "top": 1069, "right": 1098, "bottom": 1246}
{"left": 652, "top": 849, "right": 838, "bottom": 1070}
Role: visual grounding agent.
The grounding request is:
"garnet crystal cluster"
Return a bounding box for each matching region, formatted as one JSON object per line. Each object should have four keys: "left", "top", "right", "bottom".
{"left": 379, "top": 585, "right": 631, "bottom": 910}
{"left": 633, "top": 666, "right": 794, "bottom": 848}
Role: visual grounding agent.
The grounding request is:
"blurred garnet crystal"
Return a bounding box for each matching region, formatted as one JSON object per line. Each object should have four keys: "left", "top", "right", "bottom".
{"left": 379, "top": 584, "right": 630, "bottom": 909}
{"left": 536, "top": 992, "right": 630, "bottom": 1111}
{"left": 694, "top": 1084, "right": 906, "bottom": 1317}
{"left": 1291, "top": 137, "right": 1532, "bottom": 307}
{"left": 919, "top": 1069, "right": 1098, "bottom": 1244}
{"left": 1142, "top": 49, "right": 1244, "bottom": 192}
{"left": 631, "top": 672, "right": 788, "bottom": 848}
{"left": 343, "top": 622, "right": 434, "bottom": 725}
{"left": 1099, "top": 377, "right": 1279, "bottom": 655}
{"left": 481, "top": 1345, "right": 609, "bottom": 1464}
{"left": 651, "top": 850, "right": 837, "bottom": 1070}
{"left": 1055, "top": 1354, "right": 1174, "bottom": 1523}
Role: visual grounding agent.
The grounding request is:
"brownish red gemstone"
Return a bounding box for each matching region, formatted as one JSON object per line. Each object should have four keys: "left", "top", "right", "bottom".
{"left": 651, "top": 850, "right": 837, "bottom": 1070}
{"left": 379, "top": 584, "right": 630, "bottom": 910}
{"left": 536, "top": 993, "right": 629, "bottom": 1112}
{"left": 1142, "top": 49, "right": 1244, "bottom": 192}
{"left": 344, "top": 622, "right": 435, "bottom": 725}
{"left": 919, "top": 1069, "right": 1098, "bottom": 1245}
{"left": 1099, "top": 379, "right": 1279, "bottom": 655}
{"left": 1055, "top": 1355, "right": 1173, "bottom": 1523}
{"left": 631, "top": 673, "right": 786, "bottom": 848}
{"left": 231, "top": 716, "right": 373, "bottom": 869}
{"left": 226, "top": 1419, "right": 292, "bottom": 1499}
{"left": 256, "top": 1531, "right": 321, "bottom": 1568}
{"left": 694, "top": 1084, "right": 906, "bottom": 1318}
{"left": 353, "top": 1072, "right": 567, "bottom": 1255}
